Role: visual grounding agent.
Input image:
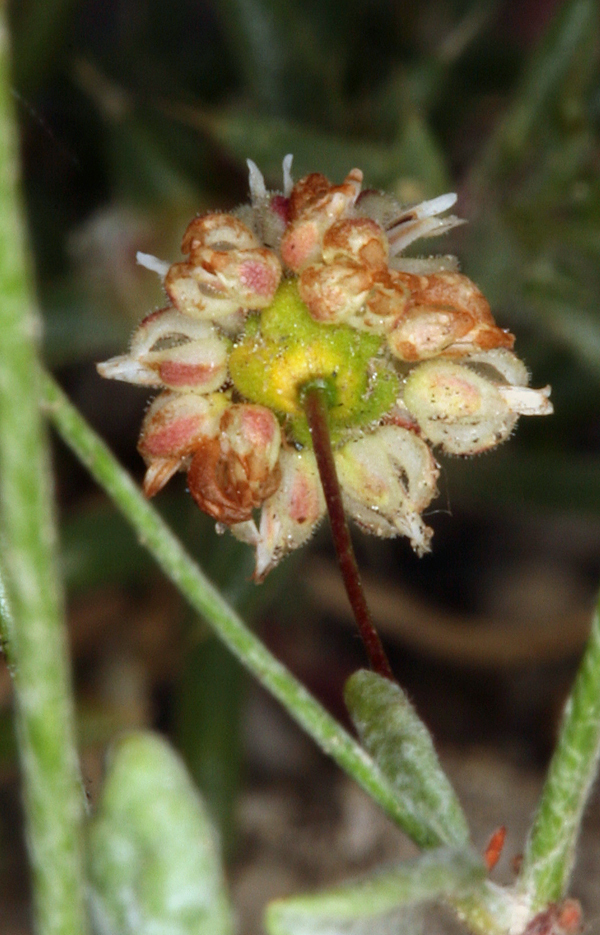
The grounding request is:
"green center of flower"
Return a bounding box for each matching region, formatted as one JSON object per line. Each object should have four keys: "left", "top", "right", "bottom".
{"left": 229, "top": 279, "right": 399, "bottom": 446}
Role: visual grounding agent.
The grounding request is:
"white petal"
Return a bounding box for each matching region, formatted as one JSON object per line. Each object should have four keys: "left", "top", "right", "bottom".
{"left": 497, "top": 385, "right": 553, "bottom": 416}
{"left": 387, "top": 215, "right": 465, "bottom": 255}
{"left": 390, "top": 254, "right": 460, "bottom": 274}
{"left": 136, "top": 251, "right": 170, "bottom": 278}
{"left": 96, "top": 355, "right": 159, "bottom": 385}
{"left": 247, "top": 159, "right": 267, "bottom": 204}
{"left": 412, "top": 192, "right": 457, "bottom": 218}
{"left": 282, "top": 154, "right": 294, "bottom": 196}
{"left": 230, "top": 520, "right": 260, "bottom": 546}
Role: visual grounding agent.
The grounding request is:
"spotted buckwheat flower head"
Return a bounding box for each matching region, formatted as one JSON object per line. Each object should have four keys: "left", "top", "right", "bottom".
{"left": 97, "top": 157, "right": 552, "bottom": 579}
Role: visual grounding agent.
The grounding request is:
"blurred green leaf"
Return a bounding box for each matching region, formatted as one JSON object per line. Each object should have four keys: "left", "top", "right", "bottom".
{"left": 87, "top": 731, "right": 233, "bottom": 935}
{"left": 345, "top": 670, "right": 469, "bottom": 848}
{"left": 60, "top": 501, "right": 154, "bottom": 593}
{"left": 266, "top": 846, "right": 486, "bottom": 935}
{"left": 473, "top": 0, "right": 599, "bottom": 183}
{"left": 11, "top": 0, "right": 78, "bottom": 92}
{"left": 212, "top": 0, "right": 341, "bottom": 120}
{"left": 445, "top": 449, "right": 600, "bottom": 516}
{"left": 175, "top": 638, "right": 243, "bottom": 856}
{"left": 167, "top": 101, "right": 451, "bottom": 195}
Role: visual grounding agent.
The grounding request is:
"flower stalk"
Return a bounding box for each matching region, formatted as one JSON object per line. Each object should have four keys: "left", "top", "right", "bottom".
{"left": 0, "top": 14, "right": 88, "bottom": 935}
{"left": 302, "top": 383, "right": 394, "bottom": 680}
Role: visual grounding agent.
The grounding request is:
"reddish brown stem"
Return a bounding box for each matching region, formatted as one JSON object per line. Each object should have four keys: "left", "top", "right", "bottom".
{"left": 303, "top": 385, "right": 394, "bottom": 681}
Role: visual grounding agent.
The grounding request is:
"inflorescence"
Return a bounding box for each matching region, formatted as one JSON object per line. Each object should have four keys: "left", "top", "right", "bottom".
{"left": 98, "top": 157, "right": 552, "bottom": 579}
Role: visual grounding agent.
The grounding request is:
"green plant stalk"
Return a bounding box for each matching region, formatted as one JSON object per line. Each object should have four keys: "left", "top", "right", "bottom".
{"left": 517, "top": 593, "right": 600, "bottom": 910}
{"left": 0, "top": 14, "right": 88, "bottom": 935}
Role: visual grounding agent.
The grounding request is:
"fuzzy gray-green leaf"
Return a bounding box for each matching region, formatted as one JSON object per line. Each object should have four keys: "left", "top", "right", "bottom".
{"left": 345, "top": 671, "right": 469, "bottom": 848}
{"left": 87, "top": 731, "right": 233, "bottom": 935}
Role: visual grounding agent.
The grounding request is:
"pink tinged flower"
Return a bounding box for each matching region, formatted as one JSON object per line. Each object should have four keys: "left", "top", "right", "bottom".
{"left": 280, "top": 169, "right": 364, "bottom": 272}
{"left": 401, "top": 351, "right": 553, "bottom": 456}
{"left": 96, "top": 307, "right": 229, "bottom": 392}
{"left": 138, "top": 391, "right": 230, "bottom": 497}
{"left": 187, "top": 404, "right": 282, "bottom": 525}
{"left": 164, "top": 213, "right": 282, "bottom": 319}
{"left": 232, "top": 449, "right": 326, "bottom": 580}
{"left": 335, "top": 425, "right": 440, "bottom": 556}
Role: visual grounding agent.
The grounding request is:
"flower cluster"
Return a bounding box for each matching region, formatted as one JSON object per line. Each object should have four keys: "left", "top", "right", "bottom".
{"left": 98, "top": 158, "right": 552, "bottom": 578}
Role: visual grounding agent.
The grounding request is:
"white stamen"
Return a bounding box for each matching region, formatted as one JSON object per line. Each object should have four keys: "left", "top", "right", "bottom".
{"left": 282, "top": 154, "right": 294, "bottom": 196}
{"left": 136, "top": 252, "right": 170, "bottom": 278}
{"left": 247, "top": 159, "right": 267, "bottom": 204}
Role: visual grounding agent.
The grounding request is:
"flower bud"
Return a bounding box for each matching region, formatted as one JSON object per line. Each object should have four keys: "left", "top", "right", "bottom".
{"left": 280, "top": 169, "right": 363, "bottom": 271}
{"left": 298, "top": 262, "right": 373, "bottom": 324}
{"left": 335, "top": 425, "right": 439, "bottom": 555}
{"left": 387, "top": 306, "right": 474, "bottom": 361}
{"left": 181, "top": 213, "right": 259, "bottom": 256}
{"left": 387, "top": 271, "right": 514, "bottom": 361}
{"left": 97, "top": 308, "right": 229, "bottom": 393}
{"left": 322, "top": 218, "right": 388, "bottom": 268}
{"left": 402, "top": 358, "right": 518, "bottom": 455}
{"left": 187, "top": 404, "right": 282, "bottom": 525}
{"left": 165, "top": 250, "right": 282, "bottom": 320}
{"left": 164, "top": 213, "right": 282, "bottom": 320}
{"left": 247, "top": 449, "right": 326, "bottom": 580}
{"left": 138, "top": 391, "right": 229, "bottom": 497}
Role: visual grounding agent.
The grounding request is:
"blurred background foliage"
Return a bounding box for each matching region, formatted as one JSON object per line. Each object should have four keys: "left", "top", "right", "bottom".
{"left": 3, "top": 0, "right": 600, "bottom": 923}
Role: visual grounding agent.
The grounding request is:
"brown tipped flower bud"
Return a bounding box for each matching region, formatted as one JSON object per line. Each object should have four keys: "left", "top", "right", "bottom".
{"left": 322, "top": 218, "right": 388, "bottom": 268}
{"left": 181, "top": 213, "right": 259, "bottom": 257}
{"left": 387, "top": 306, "right": 475, "bottom": 361}
{"left": 287, "top": 173, "right": 331, "bottom": 221}
{"left": 281, "top": 169, "right": 364, "bottom": 271}
{"left": 298, "top": 262, "right": 374, "bottom": 324}
{"left": 164, "top": 213, "right": 282, "bottom": 319}
{"left": 388, "top": 271, "right": 514, "bottom": 361}
{"left": 187, "top": 404, "right": 282, "bottom": 524}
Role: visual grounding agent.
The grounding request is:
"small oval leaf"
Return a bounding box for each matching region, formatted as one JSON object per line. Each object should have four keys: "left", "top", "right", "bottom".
{"left": 345, "top": 670, "right": 469, "bottom": 847}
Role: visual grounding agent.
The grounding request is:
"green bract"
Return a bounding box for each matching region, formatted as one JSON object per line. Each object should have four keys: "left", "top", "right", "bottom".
{"left": 229, "top": 280, "right": 399, "bottom": 446}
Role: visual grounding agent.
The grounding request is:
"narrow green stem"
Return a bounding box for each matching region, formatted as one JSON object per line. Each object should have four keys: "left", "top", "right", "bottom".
{"left": 43, "top": 372, "right": 423, "bottom": 839}
{"left": 0, "top": 15, "right": 88, "bottom": 935}
{"left": 517, "top": 593, "right": 600, "bottom": 910}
